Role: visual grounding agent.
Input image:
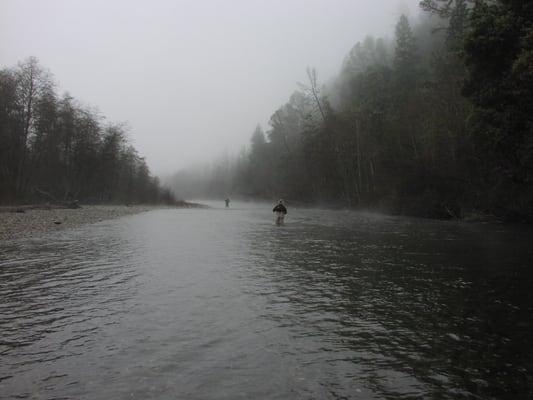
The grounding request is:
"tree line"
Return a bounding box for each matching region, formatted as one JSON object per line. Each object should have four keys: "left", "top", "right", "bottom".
{"left": 169, "top": 0, "right": 533, "bottom": 221}
{"left": 0, "top": 57, "right": 176, "bottom": 205}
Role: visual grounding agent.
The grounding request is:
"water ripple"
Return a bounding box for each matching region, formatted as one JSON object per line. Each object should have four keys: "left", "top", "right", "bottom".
{"left": 1, "top": 206, "right": 533, "bottom": 399}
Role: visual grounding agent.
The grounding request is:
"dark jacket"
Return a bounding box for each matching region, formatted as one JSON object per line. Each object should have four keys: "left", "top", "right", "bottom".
{"left": 273, "top": 204, "right": 287, "bottom": 214}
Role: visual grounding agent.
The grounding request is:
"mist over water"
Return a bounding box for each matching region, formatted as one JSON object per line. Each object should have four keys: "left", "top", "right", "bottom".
{"left": 2, "top": 204, "right": 533, "bottom": 399}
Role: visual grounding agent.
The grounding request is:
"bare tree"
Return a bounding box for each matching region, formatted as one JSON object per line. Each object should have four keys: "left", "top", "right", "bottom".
{"left": 14, "top": 57, "right": 53, "bottom": 196}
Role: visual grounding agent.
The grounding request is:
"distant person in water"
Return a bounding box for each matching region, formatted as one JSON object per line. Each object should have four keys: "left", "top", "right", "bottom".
{"left": 273, "top": 199, "right": 287, "bottom": 225}
{"left": 225, "top": 198, "right": 230, "bottom": 208}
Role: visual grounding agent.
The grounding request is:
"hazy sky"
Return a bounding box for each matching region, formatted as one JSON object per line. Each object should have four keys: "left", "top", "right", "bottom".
{"left": 1, "top": 0, "right": 421, "bottom": 175}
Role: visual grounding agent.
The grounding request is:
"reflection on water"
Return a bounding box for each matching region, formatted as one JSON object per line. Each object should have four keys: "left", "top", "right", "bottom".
{"left": 1, "top": 202, "right": 533, "bottom": 399}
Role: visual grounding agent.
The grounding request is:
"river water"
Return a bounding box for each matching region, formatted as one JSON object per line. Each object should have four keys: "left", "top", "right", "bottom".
{"left": 1, "top": 201, "right": 532, "bottom": 399}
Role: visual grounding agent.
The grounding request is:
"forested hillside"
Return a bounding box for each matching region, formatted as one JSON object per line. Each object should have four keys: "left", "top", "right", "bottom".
{"left": 0, "top": 58, "right": 176, "bottom": 205}
{"left": 170, "top": 0, "right": 533, "bottom": 221}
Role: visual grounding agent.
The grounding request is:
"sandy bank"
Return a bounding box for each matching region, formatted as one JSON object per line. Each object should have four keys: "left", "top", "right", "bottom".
{"left": 0, "top": 205, "right": 169, "bottom": 241}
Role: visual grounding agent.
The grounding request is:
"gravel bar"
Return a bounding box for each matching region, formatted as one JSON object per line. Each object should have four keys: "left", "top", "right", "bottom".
{"left": 0, "top": 205, "right": 162, "bottom": 241}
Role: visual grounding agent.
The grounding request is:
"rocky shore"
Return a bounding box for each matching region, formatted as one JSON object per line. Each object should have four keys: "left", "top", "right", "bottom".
{"left": 0, "top": 205, "right": 169, "bottom": 241}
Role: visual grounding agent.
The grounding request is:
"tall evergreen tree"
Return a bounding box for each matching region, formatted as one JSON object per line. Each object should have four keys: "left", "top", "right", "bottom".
{"left": 394, "top": 15, "right": 417, "bottom": 79}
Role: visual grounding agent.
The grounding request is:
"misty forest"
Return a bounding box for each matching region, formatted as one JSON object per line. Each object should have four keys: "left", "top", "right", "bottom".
{"left": 170, "top": 0, "right": 533, "bottom": 221}
{"left": 2, "top": 1, "right": 533, "bottom": 400}
{"left": 0, "top": 58, "right": 176, "bottom": 205}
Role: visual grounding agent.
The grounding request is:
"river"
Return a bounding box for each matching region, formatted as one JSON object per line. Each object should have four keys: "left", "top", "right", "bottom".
{"left": 1, "top": 201, "right": 532, "bottom": 399}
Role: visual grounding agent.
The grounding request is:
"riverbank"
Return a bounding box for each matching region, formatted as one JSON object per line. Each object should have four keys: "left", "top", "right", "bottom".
{"left": 0, "top": 204, "right": 202, "bottom": 241}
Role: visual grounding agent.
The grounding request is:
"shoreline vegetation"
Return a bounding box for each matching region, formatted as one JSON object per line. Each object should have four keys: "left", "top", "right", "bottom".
{"left": 0, "top": 202, "right": 205, "bottom": 241}
{"left": 169, "top": 1, "right": 533, "bottom": 224}
{"left": 0, "top": 58, "right": 178, "bottom": 208}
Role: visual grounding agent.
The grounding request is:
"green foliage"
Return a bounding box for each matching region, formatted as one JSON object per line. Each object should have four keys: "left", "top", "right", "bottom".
{"left": 463, "top": 0, "right": 533, "bottom": 210}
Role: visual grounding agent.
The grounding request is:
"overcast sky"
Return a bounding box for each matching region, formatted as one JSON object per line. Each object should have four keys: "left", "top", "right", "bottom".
{"left": 1, "top": 0, "right": 421, "bottom": 175}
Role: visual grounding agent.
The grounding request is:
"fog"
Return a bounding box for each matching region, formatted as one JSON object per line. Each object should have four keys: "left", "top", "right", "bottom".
{"left": 3, "top": 1, "right": 533, "bottom": 397}
{"left": 1, "top": 0, "right": 420, "bottom": 175}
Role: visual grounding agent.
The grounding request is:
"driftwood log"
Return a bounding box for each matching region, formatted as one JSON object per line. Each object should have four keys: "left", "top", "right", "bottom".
{"left": 0, "top": 188, "right": 81, "bottom": 213}
{"left": 33, "top": 188, "right": 80, "bottom": 209}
